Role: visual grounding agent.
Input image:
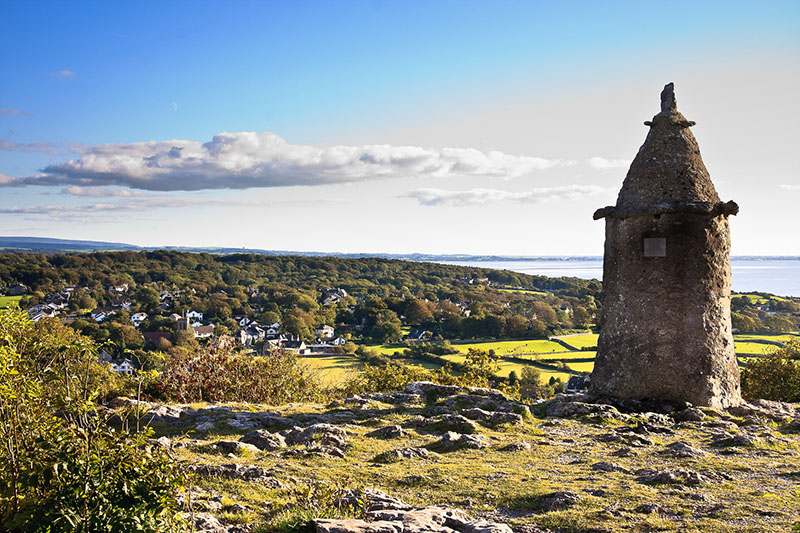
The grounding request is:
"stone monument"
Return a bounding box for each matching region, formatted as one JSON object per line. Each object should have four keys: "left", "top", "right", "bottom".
{"left": 590, "top": 83, "right": 742, "bottom": 409}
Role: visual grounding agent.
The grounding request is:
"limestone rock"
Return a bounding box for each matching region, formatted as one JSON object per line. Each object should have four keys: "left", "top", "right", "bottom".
{"left": 215, "top": 440, "right": 259, "bottom": 454}
{"left": 240, "top": 429, "right": 287, "bottom": 450}
{"left": 314, "top": 519, "right": 403, "bottom": 533}
{"left": 592, "top": 461, "right": 630, "bottom": 474}
{"left": 661, "top": 441, "right": 707, "bottom": 458}
{"left": 433, "top": 431, "right": 490, "bottom": 451}
{"left": 539, "top": 491, "right": 581, "bottom": 511}
{"left": 339, "top": 488, "right": 412, "bottom": 512}
{"left": 283, "top": 423, "right": 348, "bottom": 448}
{"left": 366, "top": 425, "right": 407, "bottom": 439}
{"left": 408, "top": 414, "right": 478, "bottom": 434}
{"left": 499, "top": 441, "right": 531, "bottom": 451}
{"left": 635, "top": 468, "right": 711, "bottom": 486}
{"left": 373, "top": 447, "right": 438, "bottom": 463}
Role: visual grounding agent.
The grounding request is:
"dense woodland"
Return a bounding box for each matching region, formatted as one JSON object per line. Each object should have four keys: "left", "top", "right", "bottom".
{"left": 0, "top": 251, "right": 601, "bottom": 347}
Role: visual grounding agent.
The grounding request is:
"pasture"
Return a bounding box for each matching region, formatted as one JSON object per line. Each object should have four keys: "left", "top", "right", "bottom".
{"left": 552, "top": 333, "right": 598, "bottom": 349}
{"left": 298, "top": 355, "right": 361, "bottom": 385}
{"left": 452, "top": 339, "right": 567, "bottom": 355}
{"left": 0, "top": 295, "right": 22, "bottom": 309}
{"left": 496, "top": 287, "right": 548, "bottom": 296}
{"left": 734, "top": 341, "right": 780, "bottom": 355}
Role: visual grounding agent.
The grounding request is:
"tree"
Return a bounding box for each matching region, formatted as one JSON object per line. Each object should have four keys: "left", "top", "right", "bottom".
{"left": 0, "top": 309, "right": 185, "bottom": 531}
{"left": 405, "top": 300, "right": 433, "bottom": 326}
{"left": 283, "top": 309, "right": 312, "bottom": 341}
{"left": 741, "top": 340, "right": 800, "bottom": 402}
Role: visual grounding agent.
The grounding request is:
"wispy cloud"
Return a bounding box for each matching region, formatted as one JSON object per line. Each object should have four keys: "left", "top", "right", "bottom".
{"left": 407, "top": 185, "right": 611, "bottom": 207}
{"left": 8, "top": 131, "right": 569, "bottom": 192}
{"left": 779, "top": 184, "right": 800, "bottom": 191}
{"left": 587, "top": 157, "right": 631, "bottom": 170}
{"left": 0, "top": 197, "right": 252, "bottom": 219}
{"left": 0, "top": 108, "right": 30, "bottom": 117}
{"left": 49, "top": 69, "right": 76, "bottom": 78}
{"left": 62, "top": 186, "right": 151, "bottom": 198}
{"left": 0, "top": 173, "right": 18, "bottom": 186}
{"left": 0, "top": 139, "right": 63, "bottom": 155}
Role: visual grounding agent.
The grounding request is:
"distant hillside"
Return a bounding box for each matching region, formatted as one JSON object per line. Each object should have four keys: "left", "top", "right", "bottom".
{"left": 0, "top": 235, "right": 602, "bottom": 261}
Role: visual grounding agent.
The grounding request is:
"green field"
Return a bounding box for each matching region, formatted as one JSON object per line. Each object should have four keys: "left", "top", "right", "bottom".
{"left": 0, "top": 295, "right": 22, "bottom": 309}
{"left": 496, "top": 287, "right": 548, "bottom": 296}
{"left": 298, "top": 355, "right": 362, "bottom": 385}
{"left": 452, "top": 339, "right": 567, "bottom": 355}
{"left": 519, "top": 351, "right": 596, "bottom": 361}
{"left": 554, "top": 333, "right": 598, "bottom": 349}
{"left": 311, "top": 330, "right": 794, "bottom": 387}
{"left": 732, "top": 293, "right": 788, "bottom": 304}
{"left": 734, "top": 341, "right": 780, "bottom": 355}
{"left": 362, "top": 344, "right": 408, "bottom": 355}
{"left": 734, "top": 333, "right": 798, "bottom": 342}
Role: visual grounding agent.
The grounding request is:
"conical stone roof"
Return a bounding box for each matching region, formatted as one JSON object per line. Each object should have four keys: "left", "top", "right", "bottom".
{"left": 595, "top": 83, "right": 737, "bottom": 219}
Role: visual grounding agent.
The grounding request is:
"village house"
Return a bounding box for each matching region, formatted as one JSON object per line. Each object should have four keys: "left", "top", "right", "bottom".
{"left": 186, "top": 310, "right": 203, "bottom": 321}
{"left": 322, "top": 288, "right": 348, "bottom": 306}
{"left": 265, "top": 322, "right": 281, "bottom": 338}
{"left": 97, "top": 350, "right": 137, "bottom": 375}
{"left": 406, "top": 329, "right": 431, "bottom": 342}
{"left": 108, "top": 284, "right": 129, "bottom": 293}
{"left": 284, "top": 340, "right": 311, "bottom": 355}
{"left": 6, "top": 283, "right": 28, "bottom": 296}
{"left": 315, "top": 325, "right": 335, "bottom": 340}
{"left": 91, "top": 307, "right": 116, "bottom": 322}
{"left": 192, "top": 324, "right": 215, "bottom": 339}
{"left": 330, "top": 336, "right": 347, "bottom": 346}
{"left": 110, "top": 293, "right": 132, "bottom": 311}
{"left": 130, "top": 312, "right": 148, "bottom": 328}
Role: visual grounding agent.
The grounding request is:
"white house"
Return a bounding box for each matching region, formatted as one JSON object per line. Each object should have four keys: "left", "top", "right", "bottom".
{"left": 265, "top": 322, "right": 281, "bottom": 338}
{"left": 284, "top": 340, "right": 311, "bottom": 355}
{"left": 192, "top": 324, "right": 215, "bottom": 339}
{"left": 112, "top": 360, "right": 136, "bottom": 375}
{"left": 331, "top": 336, "right": 347, "bottom": 346}
{"left": 131, "top": 312, "right": 148, "bottom": 328}
{"left": 91, "top": 308, "right": 114, "bottom": 322}
{"left": 315, "top": 325, "right": 335, "bottom": 340}
{"left": 186, "top": 310, "right": 203, "bottom": 321}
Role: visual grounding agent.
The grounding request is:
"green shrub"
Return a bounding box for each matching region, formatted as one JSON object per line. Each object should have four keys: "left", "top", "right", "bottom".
{"left": 0, "top": 309, "right": 185, "bottom": 532}
{"left": 741, "top": 339, "right": 800, "bottom": 402}
{"left": 151, "top": 347, "right": 323, "bottom": 404}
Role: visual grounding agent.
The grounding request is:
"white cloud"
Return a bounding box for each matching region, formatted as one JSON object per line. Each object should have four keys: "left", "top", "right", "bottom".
{"left": 0, "top": 197, "right": 252, "bottom": 218}
{"left": 11, "top": 131, "right": 568, "bottom": 192}
{"left": 50, "top": 69, "right": 76, "bottom": 78}
{"left": 779, "top": 184, "right": 800, "bottom": 191}
{"left": 0, "top": 140, "right": 63, "bottom": 155}
{"left": 587, "top": 157, "right": 631, "bottom": 170}
{"left": 0, "top": 108, "right": 30, "bottom": 117}
{"left": 62, "top": 186, "right": 150, "bottom": 197}
{"left": 0, "top": 173, "right": 17, "bottom": 186}
{"left": 407, "top": 185, "right": 610, "bottom": 207}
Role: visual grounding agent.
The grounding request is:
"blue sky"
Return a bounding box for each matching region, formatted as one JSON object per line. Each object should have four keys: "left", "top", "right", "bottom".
{"left": 1, "top": 1, "right": 799, "bottom": 254}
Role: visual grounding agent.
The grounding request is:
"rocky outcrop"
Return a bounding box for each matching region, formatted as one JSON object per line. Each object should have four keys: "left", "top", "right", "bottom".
{"left": 239, "top": 429, "right": 287, "bottom": 450}
{"left": 314, "top": 490, "right": 512, "bottom": 533}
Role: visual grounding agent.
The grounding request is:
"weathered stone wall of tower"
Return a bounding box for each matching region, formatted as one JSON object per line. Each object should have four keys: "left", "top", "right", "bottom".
{"left": 590, "top": 83, "right": 742, "bottom": 409}
{"left": 592, "top": 212, "right": 740, "bottom": 408}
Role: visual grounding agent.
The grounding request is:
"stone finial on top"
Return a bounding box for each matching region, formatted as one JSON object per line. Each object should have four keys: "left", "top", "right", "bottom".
{"left": 660, "top": 82, "right": 676, "bottom": 113}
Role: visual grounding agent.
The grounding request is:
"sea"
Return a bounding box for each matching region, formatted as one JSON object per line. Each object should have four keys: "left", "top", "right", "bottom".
{"left": 432, "top": 258, "right": 800, "bottom": 298}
